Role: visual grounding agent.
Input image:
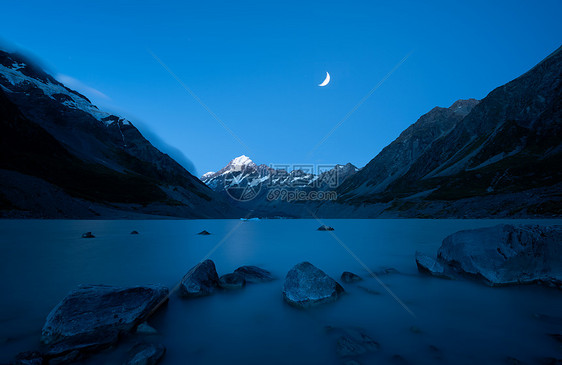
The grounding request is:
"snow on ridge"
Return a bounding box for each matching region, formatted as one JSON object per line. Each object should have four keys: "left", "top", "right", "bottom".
{"left": 229, "top": 155, "right": 254, "bottom": 167}
{"left": 0, "top": 63, "right": 127, "bottom": 127}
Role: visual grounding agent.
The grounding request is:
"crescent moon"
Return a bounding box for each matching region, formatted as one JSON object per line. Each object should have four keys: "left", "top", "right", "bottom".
{"left": 318, "top": 72, "right": 330, "bottom": 87}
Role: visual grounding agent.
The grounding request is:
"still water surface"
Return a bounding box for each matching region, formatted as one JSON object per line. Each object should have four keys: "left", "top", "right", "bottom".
{"left": 0, "top": 219, "right": 561, "bottom": 364}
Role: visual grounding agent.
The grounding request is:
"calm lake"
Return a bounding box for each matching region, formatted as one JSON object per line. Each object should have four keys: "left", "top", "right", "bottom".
{"left": 1, "top": 219, "right": 561, "bottom": 364}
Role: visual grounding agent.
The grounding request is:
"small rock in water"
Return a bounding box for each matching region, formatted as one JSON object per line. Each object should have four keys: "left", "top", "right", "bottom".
{"left": 234, "top": 265, "right": 274, "bottom": 283}
{"left": 415, "top": 251, "right": 451, "bottom": 279}
{"left": 409, "top": 326, "right": 422, "bottom": 334}
{"left": 219, "top": 273, "right": 246, "bottom": 290}
{"left": 81, "top": 232, "right": 95, "bottom": 238}
{"left": 357, "top": 285, "right": 381, "bottom": 295}
{"left": 391, "top": 354, "right": 410, "bottom": 364}
{"left": 341, "top": 271, "right": 363, "bottom": 283}
{"left": 131, "top": 230, "right": 139, "bottom": 235}
{"left": 125, "top": 343, "right": 165, "bottom": 365}
{"left": 135, "top": 322, "right": 158, "bottom": 335}
{"left": 317, "top": 225, "right": 334, "bottom": 231}
{"left": 505, "top": 356, "right": 524, "bottom": 365}
{"left": 197, "top": 230, "right": 211, "bottom": 235}
{"left": 179, "top": 259, "right": 220, "bottom": 298}
{"left": 282, "top": 262, "right": 344, "bottom": 308}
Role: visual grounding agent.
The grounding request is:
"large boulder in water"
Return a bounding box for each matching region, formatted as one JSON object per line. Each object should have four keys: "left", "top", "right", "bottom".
{"left": 40, "top": 285, "right": 168, "bottom": 357}
{"left": 283, "top": 262, "right": 344, "bottom": 308}
{"left": 434, "top": 224, "right": 562, "bottom": 287}
{"left": 234, "top": 265, "right": 274, "bottom": 283}
{"left": 179, "top": 259, "right": 220, "bottom": 298}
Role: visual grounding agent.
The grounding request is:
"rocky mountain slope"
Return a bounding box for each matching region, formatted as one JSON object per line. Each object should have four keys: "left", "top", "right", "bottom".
{"left": 0, "top": 50, "right": 238, "bottom": 218}
{"left": 319, "top": 45, "right": 562, "bottom": 218}
{"left": 202, "top": 155, "right": 358, "bottom": 217}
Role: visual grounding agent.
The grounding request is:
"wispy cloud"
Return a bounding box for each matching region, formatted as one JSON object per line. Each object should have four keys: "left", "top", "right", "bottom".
{"left": 55, "top": 74, "right": 110, "bottom": 100}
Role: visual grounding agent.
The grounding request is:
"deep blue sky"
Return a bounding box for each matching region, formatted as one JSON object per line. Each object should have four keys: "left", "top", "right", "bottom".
{"left": 2, "top": 1, "right": 561, "bottom": 175}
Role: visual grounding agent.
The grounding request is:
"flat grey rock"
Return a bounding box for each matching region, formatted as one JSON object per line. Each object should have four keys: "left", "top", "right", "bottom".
{"left": 41, "top": 285, "right": 168, "bottom": 357}
{"left": 437, "top": 224, "right": 562, "bottom": 286}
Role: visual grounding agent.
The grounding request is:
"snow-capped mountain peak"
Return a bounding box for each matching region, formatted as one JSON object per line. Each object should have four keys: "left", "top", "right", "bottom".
{"left": 228, "top": 155, "right": 254, "bottom": 167}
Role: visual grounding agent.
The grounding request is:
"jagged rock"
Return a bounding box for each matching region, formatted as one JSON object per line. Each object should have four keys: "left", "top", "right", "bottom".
{"left": 317, "top": 225, "right": 334, "bottom": 231}
{"left": 341, "top": 271, "right": 362, "bottom": 283}
{"left": 437, "top": 224, "right": 562, "bottom": 286}
{"left": 219, "top": 273, "right": 246, "bottom": 289}
{"left": 125, "top": 343, "right": 165, "bottom": 365}
{"left": 179, "top": 260, "right": 219, "bottom": 298}
{"left": 81, "top": 232, "right": 95, "bottom": 238}
{"left": 234, "top": 265, "right": 274, "bottom": 283}
{"left": 282, "top": 262, "right": 344, "bottom": 308}
{"left": 415, "top": 251, "right": 451, "bottom": 279}
{"left": 197, "top": 230, "right": 211, "bottom": 235}
{"left": 131, "top": 230, "right": 139, "bottom": 235}
{"left": 40, "top": 285, "right": 168, "bottom": 357}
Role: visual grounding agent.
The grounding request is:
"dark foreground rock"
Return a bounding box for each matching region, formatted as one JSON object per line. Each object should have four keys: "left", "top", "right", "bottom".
{"left": 234, "top": 265, "right": 274, "bottom": 283}
{"left": 40, "top": 285, "right": 168, "bottom": 358}
{"left": 416, "top": 224, "right": 562, "bottom": 287}
{"left": 219, "top": 273, "right": 246, "bottom": 289}
{"left": 81, "top": 232, "right": 95, "bottom": 238}
{"left": 179, "top": 260, "right": 220, "bottom": 297}
{"left": 283, "top": 262, "right": 344, "bottom": 308}
{"left": 14, "top": 350, "right": 44, "bottom": 365}
{"left": 125, "top": 343, "right": 165, "bottom": 365}
{"left": 341, "top": 271, "right": 362, "bottom": 283}
{"left": 197, "top": 230, "right": 211, "bottom": 235}
{"left": 317, "top": 225, "right": 334, "bottom": 231}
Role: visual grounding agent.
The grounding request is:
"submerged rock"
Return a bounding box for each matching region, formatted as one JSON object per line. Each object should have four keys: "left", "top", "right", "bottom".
{"left": 126, "top": 343, "right": 165, "bottom": 365}
{"left": 219, "top": 273, "right": 246, "bottom": 289}
{"left": 41, "top": 285, "right": 168, "bottom": 357}
{"left": 197, "top": 230, "right": 211, "bottom": 235}
{"left": 179, "top": 259, "right": 220, "bottom": 298}
{"left": 331, "top": 327, "right": 380, "bottom": 358}
{"left": 14, "top": 351, "right": 44, "bottom": 365}
{"left": 341, "top": 271, "right": 362, "bottom": 283}
{"left": 135, "top": 322, "right": 158, "bottom": 335}
{"left": 81, "top": 232, "right": 95, "bottom": 238}
{"left": 317, "top": 225, "right": 334, "bottom": 231}
{"left": 282, "top": 262, "right": 344, "bottom": 308}
{"left": 415, "top": 251, "right": 451, "bottom": 279}
{"left": 437, "top": 224, "right": 562, "bottom": 287}
{"left": 234, "top": 265, "right": 274, "bottom": 283}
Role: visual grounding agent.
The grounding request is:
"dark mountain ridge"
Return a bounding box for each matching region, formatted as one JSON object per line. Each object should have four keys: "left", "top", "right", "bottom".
{"left": 319, "top": 45, "right": 562, "bottom": 218}
{"left": 0, "top": 50, "right": 238, "bottom": 218}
